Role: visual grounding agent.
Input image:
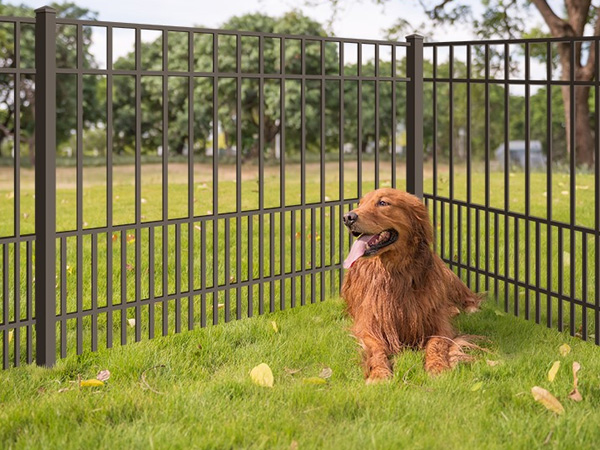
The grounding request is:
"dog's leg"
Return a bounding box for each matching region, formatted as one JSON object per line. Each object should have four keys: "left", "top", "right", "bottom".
{"left": 424, "top": 337, "right": 452, "bottom": 374}
{"left": 360, "top": 335, "right": 393, "bottom": 384}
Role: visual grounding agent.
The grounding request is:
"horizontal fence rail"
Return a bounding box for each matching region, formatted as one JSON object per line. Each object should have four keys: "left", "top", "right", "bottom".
{"left": 0, "top": 7, "right": 420, "bottom": 367}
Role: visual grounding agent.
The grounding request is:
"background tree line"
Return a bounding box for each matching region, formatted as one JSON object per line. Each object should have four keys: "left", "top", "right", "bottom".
{"left": 0, "top": 1, "right": 578, "bottom": 166}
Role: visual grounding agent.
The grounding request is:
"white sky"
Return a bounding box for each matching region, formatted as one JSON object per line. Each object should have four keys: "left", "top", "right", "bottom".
{"left": 22, "top": 0, "right": 552, "bottom": 73}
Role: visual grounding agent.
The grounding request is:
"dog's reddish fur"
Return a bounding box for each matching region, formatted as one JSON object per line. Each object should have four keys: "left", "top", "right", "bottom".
{"left": 341, "top": 188, "right": 481, "bottom": 382}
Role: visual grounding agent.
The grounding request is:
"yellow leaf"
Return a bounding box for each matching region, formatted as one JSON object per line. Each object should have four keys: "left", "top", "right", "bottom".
{"left": 471, "top": 381, "right": 483, "bottom": 391}
{"left": 80, "top": 379, "right": 104, "bottom": 387}
{"left": 271, "top": 321, "right": 279, "bottom": 333}
{"left": 250, "top": 363, "right": 274, "bottom": 388}
{"left": 531, "top": 386, "right": 564, "bottom": 414}
{"left": 8, "top": 329, "right": 14, "bottom": 343}
{"left": 559, "top": 343, "right": 571, "bottom": 356}
{"left": 303, "top": 377, "right": 327, "bottom": 385}
{"left": 548, "top": 361, "right": 560, "bottom": 382}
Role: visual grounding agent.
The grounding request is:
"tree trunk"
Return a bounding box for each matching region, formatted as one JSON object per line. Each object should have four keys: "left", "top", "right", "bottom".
{"left": 531, "top": 0, "right": 597, "bottom": 166}
{"left": 558, "top": 43, "right": 595, "bottom": 166}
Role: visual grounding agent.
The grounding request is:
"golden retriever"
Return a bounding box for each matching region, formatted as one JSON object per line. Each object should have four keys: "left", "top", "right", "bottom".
{"left": 341, "top": 188, "right": 481, "bottom": 383}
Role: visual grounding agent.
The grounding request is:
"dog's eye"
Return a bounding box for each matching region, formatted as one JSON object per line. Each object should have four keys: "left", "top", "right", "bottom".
{"left": 377, "top": 200, "right": 389, "bottom": 207}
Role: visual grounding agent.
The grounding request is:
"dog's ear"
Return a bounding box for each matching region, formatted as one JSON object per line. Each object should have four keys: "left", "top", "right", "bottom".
{"left": 410, "top": 201, "right": 434, "bottom": 246}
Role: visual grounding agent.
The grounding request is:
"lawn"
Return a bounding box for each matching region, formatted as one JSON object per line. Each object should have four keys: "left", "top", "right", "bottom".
{"left": 1, "top": 298, "right": 600, "bottom": 449}
{"left": 1, "top": 159, "right": 600, "bottom": 448}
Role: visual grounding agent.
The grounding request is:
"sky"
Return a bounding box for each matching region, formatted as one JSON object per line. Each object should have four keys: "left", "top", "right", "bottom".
{"left": 23, "top": 0, "right": 481, "bottom": 40}
{"left": 17, "top": 0, "right": 498, "bottom": 66}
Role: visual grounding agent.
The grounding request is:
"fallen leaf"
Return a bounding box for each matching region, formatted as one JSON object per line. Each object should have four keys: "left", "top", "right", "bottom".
{"left": 141, "top": 198, "right": 147, "bottom": 204}
{"left": 217, "top": 303, "right": 225, "bottom": 309}
{"left": 319, "top": 367, "right": 333, "bottom": 379}
{"left": 471, "top": 381, "right": 483, "bottom": 391}
{"left": 126, "top": 264, "right": 134, "bottom": 271}
{"left": 303, "top": 377, "right": 327, "bottom": 385}
{"left": 127, "top": 234, "right": 136, "bottom": 244}
{"left": 23, "top": 213, "right": 29, "bottom": 219}
{"left": 96, "top": 370, "right": 111, "bottom": 382}
{"left": 531, "top": 386, "right": 564, "bottom": 414}
{"left": 290, "top": 440, "right": 299, "bottom": 450}
{"left": 568, "top": 362, "right": 582, "bottom": 402}
{"left": 559, "top": 343, "right": 571, "bottom": 357}
{"left": 576, "top": 185, "right": 589, "bottom": 190}
{"left": 127, "top": 318, "right": 136, "bottom": 328}
{"left": 271, "top": 321, "right": 279, "bottom": 333}
{"left": 58, "top": 387, "right": 72, "bottom": 393}
{"left": 194, "top": 225, "right": 201, "bottom": 231}
{"left": 80, "top": 379, "right": 104, "bottom": 387}
{"left": 8, "top": 329, "right": 14, "bottom": 343}
{"left": 548, "top": 361, "right": 560, "bottom": 382}
{"left": 486, "top": 360, "right": 500, "bottom": 367}
{"left": 563, "top": 252, "right": 571, "bottom": 266}
{"left": 561, "top": 190, "right": 569, "bottom": 195}
{"left": 568, "top": 389, "right": 583, "bottom": 402}
{"left": 250, "top": 363, "right": 274, "bottom": 388}
{"left": 284, "top": 367, "right": 302, "bottom": 375}
{"left": 112, "top": 234, "right": 118, "bottom": 242}
{"left": 295, "top": 232, "right": 301, "bottom": 239}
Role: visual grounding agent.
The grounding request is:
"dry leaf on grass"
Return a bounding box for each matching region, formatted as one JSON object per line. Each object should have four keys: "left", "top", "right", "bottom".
{"left": 271, "top": 321, "right": 279, "bottom": 333}
{"left": 318, "top": 367, "right": 333, "bottom": 379}
{"left": 486, "top": 360, "right": 501, "bottom": 367}
{"left": 96, "top": 370, "right": 111, "bottom": 382}
{"left": 8, "top": 329, "right": 13, "bottom": 343}
{"left": 303, "top": 377, "right": 327, "bottom": 385}
{"left": 531, "top": 386, "right": 564, "bottom": 414}
{"left": 127, "top": 318, "right": 136, "bottom": 328}
{"left": 471, "top": 381, "right": 483, "bottom": 391}
{"left": 548, "top": 361, "right": 560, "bottom": 382}
{"left": 80, "top": 379, "right": 104, "bottom": 387}
{"left": 250, "top": 363, "right": 274, "bottom": 388}
{"left": 284, "top": 367, "right": 302, "bottom": 375}
{"left": 559, "top": 343, "right": 571, "bottom": 356}
{"left": 568, "top": 362, "right": 582, "bottom": 402}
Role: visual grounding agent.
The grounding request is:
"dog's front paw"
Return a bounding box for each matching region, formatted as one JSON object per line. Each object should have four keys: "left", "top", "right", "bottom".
{"left": 365, "top": 368, "right": 392, "bottom": 384}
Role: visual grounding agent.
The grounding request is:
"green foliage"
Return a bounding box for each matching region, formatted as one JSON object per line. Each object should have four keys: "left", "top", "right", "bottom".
{"left": 0, "top": 2, "right": 101, "bottom": 161}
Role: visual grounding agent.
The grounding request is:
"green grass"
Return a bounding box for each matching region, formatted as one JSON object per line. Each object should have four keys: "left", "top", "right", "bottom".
{"left": 1, "top": 160, "right": 600, "bottom": 447}
{"left": 2, "top": 298, "right": 600, "bottom": 449}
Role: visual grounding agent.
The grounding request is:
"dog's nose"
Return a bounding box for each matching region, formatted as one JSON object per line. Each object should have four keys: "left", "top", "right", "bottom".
{"left": 343, "top": 212, "right": 358, "bottom": 226}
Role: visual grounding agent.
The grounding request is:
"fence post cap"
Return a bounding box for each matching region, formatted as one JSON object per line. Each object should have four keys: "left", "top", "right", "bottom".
{"left": 35, "top": 5, "right": 57, "bottom": 14}
{"left": 405, "top": 34, "right": 425, "bottom": 40}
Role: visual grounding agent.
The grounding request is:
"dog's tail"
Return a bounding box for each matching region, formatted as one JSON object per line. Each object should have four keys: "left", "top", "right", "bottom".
{"left": 446, "top": 267, "right": 485, "bottom": 313}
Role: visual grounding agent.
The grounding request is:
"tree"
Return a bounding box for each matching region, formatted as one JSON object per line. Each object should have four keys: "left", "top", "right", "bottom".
{"left": 0, "top": 2, "right": 101, "bottom": 164}
{"left": 331, "top": 0, "right": 599, "bottom": 166}
{"left": 112, "top": 10, "right": 339, "bottom": 161}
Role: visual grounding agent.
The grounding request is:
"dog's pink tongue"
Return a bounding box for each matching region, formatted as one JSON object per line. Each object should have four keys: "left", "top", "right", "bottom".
{"left": 343, "top": 235, "right": 373, "bottom": 269}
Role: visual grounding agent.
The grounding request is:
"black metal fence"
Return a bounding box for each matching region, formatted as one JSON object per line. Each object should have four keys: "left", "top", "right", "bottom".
{"left": 1, "top": 7, "right": 599, "bottom": 369}
{"left": 0, "top": 7, "right": 421, "bottom": 368}
{"left": 423, "top": 37, "right": 600, "bottom": 344}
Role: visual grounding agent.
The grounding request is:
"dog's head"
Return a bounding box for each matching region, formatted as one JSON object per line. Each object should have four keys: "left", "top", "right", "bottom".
{"left": 342, "top": 188, "right": 433, "bottom": 268}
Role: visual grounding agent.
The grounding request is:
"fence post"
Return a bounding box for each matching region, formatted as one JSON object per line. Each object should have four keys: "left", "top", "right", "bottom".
{"left": 34, "top": 6, "right": 57, "bottom": 367}
{"left": 406, "top": 34, "right": 424, "bottom": 199}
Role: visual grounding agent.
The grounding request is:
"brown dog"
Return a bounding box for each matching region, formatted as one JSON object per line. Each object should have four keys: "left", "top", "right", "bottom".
{"left": 341, "top": 188, "right": 481, "bottom": 383}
